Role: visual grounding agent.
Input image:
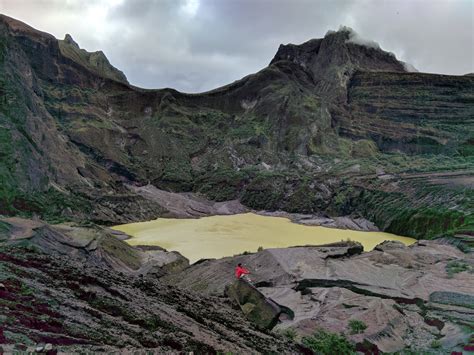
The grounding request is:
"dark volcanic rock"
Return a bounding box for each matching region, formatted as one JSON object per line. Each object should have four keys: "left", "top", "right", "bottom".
{"left": 226, "top": 279, "right": 282, "bottom": 330}
{"left": 271, "top": 27, "right": 406, "bottom": 101}
{"left": 58, "top": 33, "right": 129, "bottom": 84}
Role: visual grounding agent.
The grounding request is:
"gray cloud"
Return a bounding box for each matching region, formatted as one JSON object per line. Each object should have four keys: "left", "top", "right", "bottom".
{"left": 1, "top": 0, "right": 473, "bottom": 92}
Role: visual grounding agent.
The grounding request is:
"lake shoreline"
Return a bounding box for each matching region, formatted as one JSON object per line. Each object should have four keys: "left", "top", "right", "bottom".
{"left": 111, "top": 213, "right": 415, "bottom": 263}
{"left": 125, "top": 184, "right": 380, "bottom": 232}
{"left": 108, "top": 210, "right": 381, "bottom": 244}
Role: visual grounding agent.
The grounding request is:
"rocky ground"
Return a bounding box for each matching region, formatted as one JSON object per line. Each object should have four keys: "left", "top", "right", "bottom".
{"left": 0, "top": 218, "right": 296, "bottom": 353}
{"left": 1, "top": 219, "right": 473, "bottom": 354}
{"left": 165, "top": 240, "right": 474, "bottom": 353}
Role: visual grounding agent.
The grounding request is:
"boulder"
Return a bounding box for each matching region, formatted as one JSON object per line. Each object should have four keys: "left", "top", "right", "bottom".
{"left": 226, "top": 279, "right": 281, "bottom": 330}
{"left": 374, "top": 240, "right": 407, "bottom": 251}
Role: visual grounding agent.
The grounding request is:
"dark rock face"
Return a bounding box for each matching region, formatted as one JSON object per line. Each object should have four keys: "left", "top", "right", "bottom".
{"left": 271, "top": 28, "right": 406, "bottom": 101}
{"left": 344, "top": 71, "right": 474, "bottom": 155}
{"left": 63, "top": 33, "right": 79, "bottom": 48}
{"left": 164, "top": 241, "right": 365, "bottom": 295}
{"left": 0, "top": 14, "right": 472, "bottom": 241}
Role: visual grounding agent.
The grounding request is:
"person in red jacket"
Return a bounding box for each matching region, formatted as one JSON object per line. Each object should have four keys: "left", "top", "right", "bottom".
{"left": 235, "top": 263, "right": 251, "bottom": 282}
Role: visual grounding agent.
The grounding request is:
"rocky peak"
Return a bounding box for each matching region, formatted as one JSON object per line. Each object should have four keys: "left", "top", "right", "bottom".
{"left": 270, "top": 27, "right": 406, "bottom": 100}
{"left": 63, "top": 33, "right": 79, "bottom": 48}
{"left": 270, "top": 38, "right": 323, "bottom": 69}
{"left": 58, "top": 34, "right": 129, "bottom": 85}
{"left": 271, "top": 27, "right": 405, "bottom": 74}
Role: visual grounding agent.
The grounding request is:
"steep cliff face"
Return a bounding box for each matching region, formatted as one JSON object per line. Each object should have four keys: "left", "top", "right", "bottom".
{"left": 270, "top": 28, "right": 406, "bottom": 102}
{"left": 0, "top": 15, "right": 472, "bottom": 240}
{"left": 344, "top": 71, "right": 474, "bottom": 154}
{"left": 0, "top": 16, "right": 89, "bottom": 214}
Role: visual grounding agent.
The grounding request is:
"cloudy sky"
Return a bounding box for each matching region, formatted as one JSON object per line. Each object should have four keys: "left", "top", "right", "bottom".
{"left": 1, "top": 0, "right": 473, "bottom": 92}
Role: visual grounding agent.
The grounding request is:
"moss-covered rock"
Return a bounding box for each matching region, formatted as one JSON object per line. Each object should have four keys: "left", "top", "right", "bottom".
{"left": 225, "top": 279, "right": 281, "bottom": 330}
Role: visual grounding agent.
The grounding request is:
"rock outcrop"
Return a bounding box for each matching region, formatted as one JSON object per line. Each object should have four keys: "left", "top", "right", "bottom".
{"left": 258, "top": 210, "right": 379, "bottom": 231}
{"left": 58, "top": 34, "right": 129, "bottom": 84}
{"left": 270, "top": 27, "right": 406, "bottom": 102}
{"left": 226, "top": 279, "right": 282, "bottom": 330}
{"left": 126, "top": 183, "right": 248, "bottom": 218}
{"left": 167, "top": 241, "right": 474, "bottom": 353}
{"left": 0, "top": 217, "right": 188, "bottom": 275}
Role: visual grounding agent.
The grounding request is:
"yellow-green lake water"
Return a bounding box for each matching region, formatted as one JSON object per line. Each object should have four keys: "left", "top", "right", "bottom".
{"left": 112, "top": 213, "right": 416, "bottom": 263}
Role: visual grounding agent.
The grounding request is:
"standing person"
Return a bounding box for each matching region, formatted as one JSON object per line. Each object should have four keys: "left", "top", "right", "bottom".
{"left": 235, "top": 263, "right": 251, "bottom": 282}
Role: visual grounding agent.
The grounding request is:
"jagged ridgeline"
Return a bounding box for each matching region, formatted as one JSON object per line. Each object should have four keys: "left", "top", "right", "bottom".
{"left": 0, "top": 15, "right": 472, "bottom": 240}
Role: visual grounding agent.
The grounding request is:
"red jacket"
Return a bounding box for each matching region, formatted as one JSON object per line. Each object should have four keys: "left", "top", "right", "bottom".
{"left": 235, "top": 266, "right": 250, "bottom": 278}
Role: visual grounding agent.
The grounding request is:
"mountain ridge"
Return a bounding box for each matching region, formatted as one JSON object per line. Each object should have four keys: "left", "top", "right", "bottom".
{"left": 0, "top": 14, "right": 472, "bottom": 244}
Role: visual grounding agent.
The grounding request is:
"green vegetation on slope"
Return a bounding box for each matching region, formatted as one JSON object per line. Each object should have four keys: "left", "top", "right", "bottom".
{"left": 0, "top": 35, "right": 91, "bottom": 223}
{"left": 302, "top": 330, "right": 355, "bottom": 354}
